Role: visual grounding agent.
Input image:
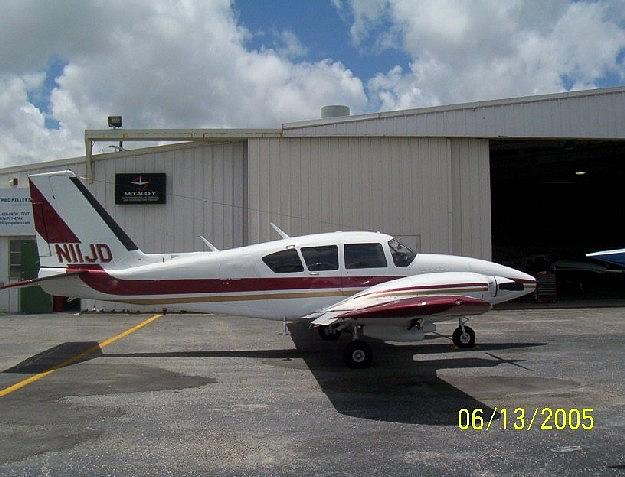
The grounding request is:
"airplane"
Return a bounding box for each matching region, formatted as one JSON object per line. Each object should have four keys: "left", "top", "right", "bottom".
{"left": 130, "top": 176, "right": 149, "bottom": 187}
{"left": 1, "top": 170, "right": 536, "bottom": 368}
{"left": 587, "top": 248, "right": 625, "bottom": 267}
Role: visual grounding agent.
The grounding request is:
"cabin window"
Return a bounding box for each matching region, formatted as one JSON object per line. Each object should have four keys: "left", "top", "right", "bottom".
{"left": 301, "top": 245, "right": 339, "bottom": 271}
{"left": 262, "top": 249, "right": 304, "bottom": 273}
{"left": 388, "top": 239, "right": 416, "bottom": 267}
{"left": 344, "top": 243, "right": 387, "bottom": 269}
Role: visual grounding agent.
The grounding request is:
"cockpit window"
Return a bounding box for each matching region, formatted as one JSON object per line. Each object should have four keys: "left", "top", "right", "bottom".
{"left": 388, "top": 239, "right": 416, "bottom": 267}
{"left": 301, "top": 245, "right": 339, "bottom": 271}
{"left": 262, "top": 249, "right": 304, "bottom": 273}
{"left": 344, "top": 243, "right": 387, "bottom": 269}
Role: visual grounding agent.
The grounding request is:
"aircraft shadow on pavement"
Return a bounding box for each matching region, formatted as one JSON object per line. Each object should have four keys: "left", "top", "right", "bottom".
{"left": 2, "top": 342, "right": 102, "bottom": 374}
{"left": 104, "top": 325, "right": 544, "bottom": 426}
{"left": 13, "top": 331, "right": 544, "bottom": 426}
{"left": 286, "top": 322, "right": 545, "bottom": 426}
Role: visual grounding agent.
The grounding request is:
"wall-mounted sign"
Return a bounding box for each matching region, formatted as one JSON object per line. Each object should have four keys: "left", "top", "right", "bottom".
{"left": 0, "top": 188, "right": 33, "bottom": 236}
{"left": 115, "top": 173, "right": 166, "bottom": 205}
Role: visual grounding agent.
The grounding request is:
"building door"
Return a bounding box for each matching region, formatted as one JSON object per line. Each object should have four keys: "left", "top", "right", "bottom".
{"left": 11, "top": 239, "right": 52, "bottom": 313}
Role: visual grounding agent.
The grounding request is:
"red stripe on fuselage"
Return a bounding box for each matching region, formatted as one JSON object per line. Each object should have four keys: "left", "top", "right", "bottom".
{"left": 66, "top": 265, "right": 399, "bottom": 296}
{"left": 65, "top": 265, "right": 534, "bottom": 298}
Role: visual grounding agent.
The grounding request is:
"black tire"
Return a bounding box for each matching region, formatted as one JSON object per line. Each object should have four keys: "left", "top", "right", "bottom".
{"left": 317, "top": 325, "right": 341, "bottom": 341}
{"left": 343, "top": 340, "right": 373, "bottom": 369}
{"left": 452, "top": 326, "right": 476, "bottom": 349}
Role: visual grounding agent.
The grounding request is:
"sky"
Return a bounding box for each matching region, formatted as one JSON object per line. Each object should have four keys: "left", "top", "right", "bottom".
{"left": 1, "top": 0, "right": 624, "bottom": 167}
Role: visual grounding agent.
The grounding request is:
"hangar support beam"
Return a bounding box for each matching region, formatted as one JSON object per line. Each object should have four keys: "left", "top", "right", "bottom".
{"left": 83, "top": 128, "right": 282, "bottom": 183}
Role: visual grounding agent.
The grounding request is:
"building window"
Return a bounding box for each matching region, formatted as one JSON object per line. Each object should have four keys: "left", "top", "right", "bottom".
{"left": 262, "top": 249, "right": 304, "bottom": 273}
{"left": 9, "top": 240, "right": 22, "bottom": 280}
{"left": 344, "top": 243, "right": 387, "bottom": 269}
{"left": 388, "top": 239, "right": 416, "bottom": 267}
{"left": 301, "top": 245, "right": 339, "bottom": 271}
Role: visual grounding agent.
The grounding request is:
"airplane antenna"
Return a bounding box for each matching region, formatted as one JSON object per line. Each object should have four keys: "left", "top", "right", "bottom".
{"left": 270, "top": 223, "right": 289, "bottom": 239}
{"left": 198, "top": 236, "right": 219, "bottom": 252}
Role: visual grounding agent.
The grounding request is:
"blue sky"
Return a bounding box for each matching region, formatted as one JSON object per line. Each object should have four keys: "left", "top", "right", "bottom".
{"left": 234, "top": 0, "right": 411, "bottom": 82}
{"left": 26, "top": 57, "right": 67, "bottom": 129}
{"left": 1, "top": 0, "right": 624, "bottom": 166}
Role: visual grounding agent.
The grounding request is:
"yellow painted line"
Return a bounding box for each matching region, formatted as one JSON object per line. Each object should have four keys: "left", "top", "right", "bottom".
{"left": 0, "top": 313, "right": 163, "bottom": 398}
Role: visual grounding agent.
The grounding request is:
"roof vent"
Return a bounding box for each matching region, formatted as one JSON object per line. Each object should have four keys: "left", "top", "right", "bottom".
{"left": 321, "top": 105, "right": 350, "bottom": 119}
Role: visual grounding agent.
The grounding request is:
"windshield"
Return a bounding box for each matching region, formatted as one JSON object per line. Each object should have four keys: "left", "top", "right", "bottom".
{"left": 388, "top": 238, "right": 416, "bottom": 267}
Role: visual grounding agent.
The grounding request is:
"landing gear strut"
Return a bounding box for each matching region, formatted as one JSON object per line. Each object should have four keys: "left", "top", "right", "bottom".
{"left": 342, "top": 324, "right": 373, "bottom": 369}
{"left": 317, "top": 325, "right": 341, "bottom": 341}
{"left": 452, "top": 317, "right": 476, "bottom": 349}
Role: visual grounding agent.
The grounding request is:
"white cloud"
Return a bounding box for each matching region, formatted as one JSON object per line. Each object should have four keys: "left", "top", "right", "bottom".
{"left": 344, "top": 0, "right": 625, "bottom": 110}
{"left": 0, "top": 74, "right": 80, "bottom": 165}
{"left": 273, "top": 30, "right": 309, "bottom": 59}
{"left": 0, "top": 0, "right": 366, "bottom": 167}
{"left": 2, "top": 0, "right": 625, "bottom": 167}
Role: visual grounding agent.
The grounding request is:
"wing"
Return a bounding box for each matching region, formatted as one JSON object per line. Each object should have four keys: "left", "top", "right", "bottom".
{"left": 306, "top": 272, "right": 493, "bottom": 326}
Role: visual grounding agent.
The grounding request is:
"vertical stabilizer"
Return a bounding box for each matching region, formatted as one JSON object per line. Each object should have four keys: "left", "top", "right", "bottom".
{"left": 29, "top": 170, "right": 144, "bottom": 269}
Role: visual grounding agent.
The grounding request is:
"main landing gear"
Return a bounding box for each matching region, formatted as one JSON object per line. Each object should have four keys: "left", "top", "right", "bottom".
{"left": 342, "top": 325, "right": 373, "bottom": 369}
{"left": 452, "top": 317, "right": 476, "bottom": 349}
{"left": 317, "top": 324, "right": 341, "bottom": 341}
{"left": 317, "top": 323, "right": 374, "bottom": 368}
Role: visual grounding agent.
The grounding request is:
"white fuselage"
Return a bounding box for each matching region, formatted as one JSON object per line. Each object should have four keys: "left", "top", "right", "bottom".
{"left": 40, "top": 231, "right": 535, "bottom": 321}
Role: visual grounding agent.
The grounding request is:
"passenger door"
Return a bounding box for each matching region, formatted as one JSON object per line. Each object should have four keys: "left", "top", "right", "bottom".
{"left": 341, "top": 242, "right": 394, "bottom": 292}
{"left": 299, "top": 244, "right": 342, "bottom": 291}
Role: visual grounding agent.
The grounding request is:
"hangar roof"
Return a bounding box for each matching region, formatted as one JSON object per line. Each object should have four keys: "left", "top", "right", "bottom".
{"left": 2, "top": 86, "right": 624, "bottom": 177}
{"left": 282, "top": 86, "right": 625, "bottom": 140}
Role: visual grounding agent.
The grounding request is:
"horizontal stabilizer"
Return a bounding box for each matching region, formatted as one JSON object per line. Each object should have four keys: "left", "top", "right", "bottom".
{"left": 0, "top": 270, "right": 84, "bottom": 291}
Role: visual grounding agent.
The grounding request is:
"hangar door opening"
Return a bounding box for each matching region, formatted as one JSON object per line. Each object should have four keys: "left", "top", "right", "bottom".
{"left": 490, "top": 140, "right": 625, "bottom": 301}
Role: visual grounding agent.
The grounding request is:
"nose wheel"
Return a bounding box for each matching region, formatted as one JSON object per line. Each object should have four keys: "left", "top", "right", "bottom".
{"left": 452, "top": 318, "right": 476, "bottom": 349}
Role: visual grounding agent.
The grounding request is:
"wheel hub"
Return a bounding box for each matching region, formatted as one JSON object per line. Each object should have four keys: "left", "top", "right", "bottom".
{"left": 352, "top": 350, "right": 366, "bottom": 363}
{"left": 460, "top": 332, "right": 471, "bottom": 344}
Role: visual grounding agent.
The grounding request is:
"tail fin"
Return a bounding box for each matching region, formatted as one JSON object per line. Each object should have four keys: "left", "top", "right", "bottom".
{"left": 29, "top": 170, "right": 144, "bottom": 269}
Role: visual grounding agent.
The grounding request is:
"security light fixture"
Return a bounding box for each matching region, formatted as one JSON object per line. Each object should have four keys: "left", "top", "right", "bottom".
{"left": 108, "top": 116, "right": 122, "bottom": 128}
{"left": 575, "top": 171, "right": 587, "bottom": 176}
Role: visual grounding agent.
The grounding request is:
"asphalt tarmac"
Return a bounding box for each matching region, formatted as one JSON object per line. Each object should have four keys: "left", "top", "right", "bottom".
{"left": 0, "top": 308, "right": 624, "bottom": 476}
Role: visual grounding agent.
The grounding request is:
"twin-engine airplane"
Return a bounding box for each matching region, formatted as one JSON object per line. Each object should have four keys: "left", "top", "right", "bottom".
{"left": 2, "top": 171, "right": 536, "bottom": 368}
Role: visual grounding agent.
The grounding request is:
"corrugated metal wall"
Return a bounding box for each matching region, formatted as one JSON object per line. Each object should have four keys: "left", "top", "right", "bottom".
{"left": 283, "top": 88, "right": 625, "bottom": 140}
{"left": 0, "top": 142, "right": 247, "bottom": 253}
{"left": 89, "top": 142, "right": 246, "bottom": 252}
{"left": 247, "top": 137, "right": 491, "bottom": 259}
{"left": 450, "top": 139, "right": 491, "bottom": 259}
